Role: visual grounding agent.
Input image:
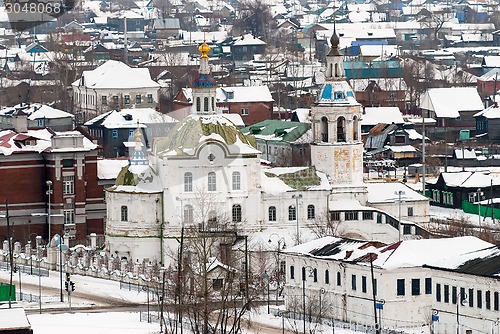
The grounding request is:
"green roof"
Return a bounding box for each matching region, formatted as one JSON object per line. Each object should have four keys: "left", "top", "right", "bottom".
{"left": 241, "top": 119, "right": 311, "bottom": 143}
{"left": 155, "top": 115, "right": 256, "bottom": 156}
{"left": 264, "top": 166, "right": 321, "bottom": 190}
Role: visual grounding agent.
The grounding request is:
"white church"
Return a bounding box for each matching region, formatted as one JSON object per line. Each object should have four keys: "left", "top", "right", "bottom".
{"left": 104, "top": 34, "right": 429, "bottom": 266}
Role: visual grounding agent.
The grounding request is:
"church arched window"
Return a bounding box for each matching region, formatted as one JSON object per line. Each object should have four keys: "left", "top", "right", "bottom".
{"left": 335, "top": 63, "right": 339, "bottom": 77}
{"left": 120, "top": 205, "right": 128, "bottom": 222}
{"left": 337, "top": 116, "right": 346, "bottom": 142}
{"left": 184, "top": 205, "right": 193, "bottom": 224}
{"left": 196, "top": 97, "right": 201, "bottom": 112}
{"left": 320, "top": 117, "right": 328, "bottom": 142}
{"left": 204, "top": 97, "right": 209, "bottom": 112}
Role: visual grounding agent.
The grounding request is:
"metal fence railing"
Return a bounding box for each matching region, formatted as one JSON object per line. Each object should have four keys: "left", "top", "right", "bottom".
{"left": 0, "top": 262, "right": 49, "bottom": 277}
{"left": 19, "top": 292, "right": 59, "bottom": 303}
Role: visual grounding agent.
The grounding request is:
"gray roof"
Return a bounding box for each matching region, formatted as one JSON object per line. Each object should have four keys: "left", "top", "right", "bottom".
{"left": 153, "top": 18, "right": 181, "bottom": 30}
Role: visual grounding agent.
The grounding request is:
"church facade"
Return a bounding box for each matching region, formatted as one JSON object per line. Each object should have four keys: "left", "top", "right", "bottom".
{"left": 104, "top": 37, "right": 429, "bottom": 266}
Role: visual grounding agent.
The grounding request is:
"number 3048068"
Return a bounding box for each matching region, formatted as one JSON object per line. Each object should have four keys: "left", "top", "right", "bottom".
{"left": 5, "top": 2, "right": 61, "bottom": 14}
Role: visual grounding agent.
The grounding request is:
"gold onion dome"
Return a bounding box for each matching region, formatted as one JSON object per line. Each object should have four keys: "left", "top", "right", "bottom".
{"left": 199, "top": 41, "right": 210, "bottom": 58}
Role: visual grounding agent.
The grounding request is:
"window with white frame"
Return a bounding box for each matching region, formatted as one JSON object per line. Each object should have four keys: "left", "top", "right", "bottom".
{"left": 63, "top": 175, "right": 74, "bottom": 195}
{"left": 208, "top": 172, "right": 216, "bottom": 191}
{"left": 232, "top": 171, "right": 241, "bottom": 190}
{"left": 124, "top": 95, "right": 130, "bottom": 105}
{"left": 120, "top": 205, "right": 128, "bottom": 221}
{"left": 147, "top": 94, "right": 153, "bottom": 103}
{"left": 64, "top": 203, "right": 75, "bottom": 225}
{"left": 269, "top": 206, "right": 276, "bottom": 221}
{"left": 232, "top": 204, "right": 242, "bottom": 222}
{"left": 136, "top": 95, "right": 142, "bottom": 104}
{"left": 184, "top": 172, "right": 193, "bottom": 192}
{"left": 241, "top": 108, "right": 249, "bottom": 115}
{"left": 184, "top": 205, "right": 193, "bottom": 224}
{"left": 307, "top": 205, "right": 315, "bottom": 219}
{"left": 288, "top": 205, "right": 296, "bottom": 221}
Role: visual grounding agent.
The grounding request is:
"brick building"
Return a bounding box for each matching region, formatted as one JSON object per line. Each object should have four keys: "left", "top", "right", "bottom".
{"left": 0, "top": 116, "right": 104, "bottom": 246}
{"left": 173, "top": 85, "right": 274, "bottom": 126}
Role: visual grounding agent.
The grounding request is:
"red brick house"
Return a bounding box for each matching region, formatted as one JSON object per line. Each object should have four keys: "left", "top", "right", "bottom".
{"left": 0, "top": 114, "right": 104, "bottom": 246}
{"left": 477, "top": 68, "right": 500, "bottom": 99}
{"left": 172, "top": 86, "right": 274, "bottom": 125}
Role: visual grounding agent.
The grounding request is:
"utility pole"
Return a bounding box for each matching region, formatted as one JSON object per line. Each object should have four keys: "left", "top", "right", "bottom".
{"left": 6, "top": 200, "right": 13, "bottom": 308}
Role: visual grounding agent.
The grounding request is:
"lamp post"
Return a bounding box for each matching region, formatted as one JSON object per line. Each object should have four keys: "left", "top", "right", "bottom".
{"left": 292, "top": 194, "right": 302, "bottom": 245}
{"left": 456, "top": 291, "right": 467, "bottom": 334}
{"left": 59, "top": 233, "right": 64, "bottom": 302}
{"left": 36, "top": 235, "right": 42, "bottom": 314}
{"left": 268, "top": 233, "right": 286, "bottom": 303}
{"left": 46, "top": 180, "right": 53, "bottom": 245}
{"left": 261, "top": 271, "right": 270, "bottom": 314}
{"left": 395, "top": 190, "right": 405, "bottom": 241}
{"left": 476, "top": 188, "right": 483, "bottom": 233}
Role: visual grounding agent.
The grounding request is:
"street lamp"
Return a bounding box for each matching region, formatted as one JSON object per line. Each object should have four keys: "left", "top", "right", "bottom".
{"left": 395, "top": 190, "right": 405, "bottom": 241}
{"left": 261, "top": 271, "right": 270, "bottom": 314}
{"left": 36, "top": 235, "right": 42, "bottom": 314}
{"left": 456, "top": 291, "right": 467, "bottom": 334}
{"left": 268, "top": 233, "right": 286, "bottom": 303}
{"left": 476, "top": 188, "right": 483, "bottom": 233}
{"left": 46, "top": 180, "right": 53, "bottom": 244}
{"left": 292, "top": 194, "right": 302, "bottom": 245}
{"left": 58, "top": 234, "right": 65, "bottom": 302}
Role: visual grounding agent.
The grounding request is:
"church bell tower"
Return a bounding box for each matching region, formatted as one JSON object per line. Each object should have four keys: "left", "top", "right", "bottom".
{"left": 310, "top": 27, "right": 367, "bottom": 201}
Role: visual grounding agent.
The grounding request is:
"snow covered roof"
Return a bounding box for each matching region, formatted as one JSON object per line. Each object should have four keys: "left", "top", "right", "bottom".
{"left": 361, "top": 107, "right": 404, "bottom": 126}
{"left": 366, "top": 182, "right": 428, "bottom": 204}
{"left": 474, "top": 103, "right": 500, "bottom": 119}
{"left": 478, "top": 67, "right": 500, "bottom": 82}
{"left": 404, "top": 129, "right": 426, "bottom": 141}
{"left": 97, "top": 158, "right": 129, "bottom": 180}
{"left": 439, "top": 171, "right": 500, "bottom": 189}
{"left": 0, "top": 103, "right": 73, "bottom": 120}
{"left": 0, "top": 308, "right": 31, "bottom": 330}
{"left": 482, "top": 55, "right": 500, "bottom": 68}
{"left": 454, "top": 148, "right": 477, "bottom": 160}
{"left": 109, "top": 164, "right": 163, "bottom": 194}
{"left": 72, "top": 60, "right": 160, "bottom": 89}
{"left": 232, "top": 34, "right": 266, "bottom": 46}
{"left": 419, "top": 87, "right": 484, "bottom": 118}
{"left": 316, "top": 80, "right": 358, "bottom": 106}
{"left": 359, "top": 44, "right": 399, "bottom": 58}
{"left": 385, "top": 145, "right": 416, "bottom": 153}
{"left": 284, "top": 235, "right": 500, "bottom": 276}
{"left": 242, "top": 120, "right": 311, "bottom": 143}
{"left": 154, "top": 114, "right": 259, "bottom": 157}
{"left": 85, "top": 108, "right": 178, "bottom": 129}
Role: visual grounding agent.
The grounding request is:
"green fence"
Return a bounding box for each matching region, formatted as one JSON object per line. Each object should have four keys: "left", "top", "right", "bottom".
{"left": 462, "top": 200, "right": 500, "bottom": 219}
{"left": 0, "top": 284, "right": 16, "bottom": 302}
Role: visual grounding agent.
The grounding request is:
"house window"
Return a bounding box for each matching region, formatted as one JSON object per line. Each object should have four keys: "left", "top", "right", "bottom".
{"left": 469, "top": 288, "right": 474, "bottom": 307}
{"left": 397, "top": 279, "right": 405, "bottom": 296}
{"left": 63, "top": 175, "right": 74, "bottom": 195}
{"left": 307, "top": 205, "right": 315, "bottom": 219}
{"left": 113, "top": 95, "right": 119, "bottom": 105}
{"left": 377, "top": 213, "right": 382, "bottom": 224}
{"left": 425, "top": 278, "right": 432, "bottom": 294}
{"left": 136, "top": 95, "right": 142, "bottom": 104}
{"left": 412, "top": 279, "right": 420, "bottom": 295}
{"left": 208, "top": 172, "right": 216, "bottom": 191}
{"left": 477, "top": 290, "right": 483, "bottom": 308}
{"left": 362, "top": 276, "right": 367, "bottom": 293}
{"left": 184, "top": 172, "right": 193, "bottom": 192}
{"left": 290, "top": 265, "right": 295, "bottom": 279}
{"left": 196, "top": 97, "right": 201, "bottom": 112}
{"left": 120, "top": 205, "right": 128, "bottom": 221}
{"left": 232, "top": 204, "right": 242, "bottom": 222}
{"left": 494, "top": 292, "right": 499, "bottom": 311}
{"left": 268, "top": 206, "right": 276, "bottom": 221}
{"left": 184, "top": 205, "right": 193, "bottom": 224}
{"left": 407, "top": 207, "right": 414, "bottom": 216}
{"left": 112, "top": 130, "right": 118, "bottom": 139}
{"left": 213, "top": 278, "right": 223, "bottom": 290}
{"left": 241, "top": 108, "right": 249, "bottom": 115}
{"left": 204, "top": 97, "right": 209, "bottom": 112}
{"left": 232, "top": 172, "right": 241, "bottom": 190}
{"left": 63, "top": 203, "right": 75, "bottom": 225}
{"left": 403, "top": 225, "right": 412, "bottom": 235}
{"left": 444, "top": 285, "right": 450, "bottom": 303}
{"left": 351, "top": 274, "right": 356, "bottom": 291}
{"left": 452, "top": 286, "right": 457, "bottom": 304}
{"left": 325, "top": 270, "right": 329, "bottom": 284}
{"left": 332, "top": 212, "right": 341, "bottom": 221}
{"left": 486, "top": 291, "right": 491, "bottom": 310}
{"left": 373, "top": 279, "right": 377, "bottom": 295}
{"left": 288, "top": 206, "right": 296, "bottom": 221}
{"left": 436, "top": 284, "right": 441, "bottom": 302}
{"left": 147, "top": 94, "right": 153, "bottom": 103}
{"left": 102, "top": 96, "right": 107, "bottom": 105}
{"left": 362, "top": 211, "right": 373, "bottom": 220}
{"left": 336, "top": 272, "right": 341, "bottom": 286}
{"left": 312, "top": 268, "right": 318, "bottom": 282}
{"left": 345, "top": 211, "right": 358, "bottom": 221}
{"left": 124, "top": 95, "right": 130, "bottom": 105}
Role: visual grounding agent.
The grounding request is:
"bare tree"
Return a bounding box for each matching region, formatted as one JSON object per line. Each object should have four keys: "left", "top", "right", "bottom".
{"left": 309, "top": 211, "right": 345, "bottom": 238}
